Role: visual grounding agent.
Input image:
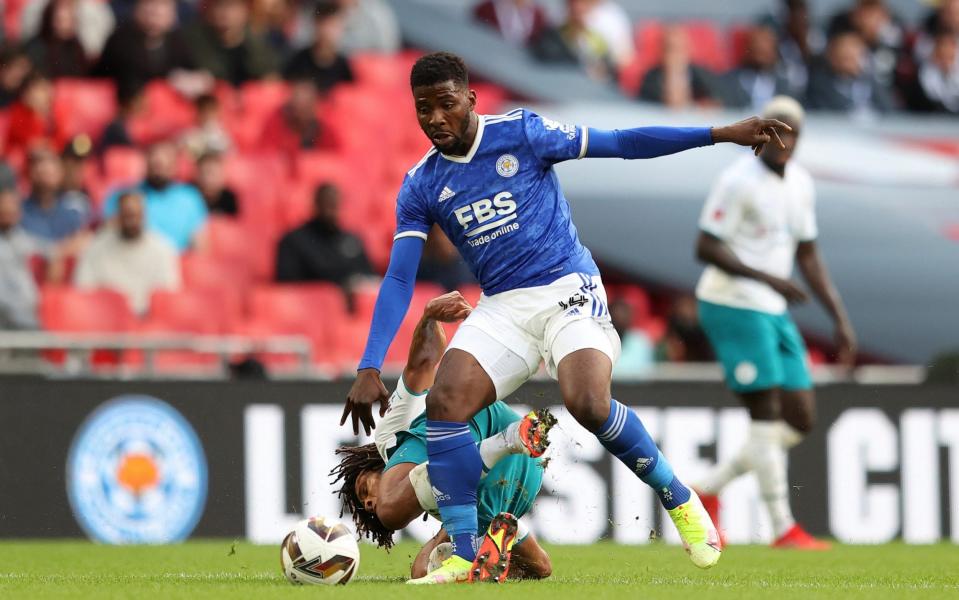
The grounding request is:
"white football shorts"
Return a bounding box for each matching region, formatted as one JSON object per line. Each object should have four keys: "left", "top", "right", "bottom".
{"left": 446, "top": 273, "right": 621, "bottom": 400}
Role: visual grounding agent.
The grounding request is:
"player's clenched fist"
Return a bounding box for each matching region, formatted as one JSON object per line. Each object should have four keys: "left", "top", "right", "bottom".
{"left": 423, "top": 291, "right": 472, "bottom": 323}
{"left": 342, "top": 368, "right": 389, "bottom": 436}
{"left": 711, "top": 117, "right": 792, "bottom": 156}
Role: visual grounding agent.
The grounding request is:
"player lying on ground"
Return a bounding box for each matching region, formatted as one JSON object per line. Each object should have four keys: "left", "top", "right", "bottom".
{"left": 331, "top": 291, "right": 554, "bottom": 581}
{"left": 342, "top": 51, "right": 790, "bottom": 583}
{"left": 692, "top": 96, "right": 856, "bottom": 550}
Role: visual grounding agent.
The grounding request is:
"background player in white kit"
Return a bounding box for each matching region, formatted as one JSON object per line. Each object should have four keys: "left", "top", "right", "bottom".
{"left": 692, "top": 96, "right": 857, "bottom": 549}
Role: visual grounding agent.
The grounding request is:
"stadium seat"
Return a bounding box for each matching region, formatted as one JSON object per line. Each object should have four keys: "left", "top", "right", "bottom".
{"left": 246, "top": 283, "right": 350, "bottom": 367}
{"left": 180, "top": 253, "right": 251, "bottom": 292}
{"left": 684, "top": 21, "right": 730, "bottom": 72}
{"left": 350, "top": 53, "right": 407, "bottom": 91}
{"left": 53, "top": 79, "right": 117, "bottom": 141}
{"left": 40, "top": 287, "right": 135, "bottom": 333}
{"left": 102, "top": 147, "right": 146, "bottom": 187}
{"left": 143, "top": 289, "right": 242, "bottom": 334}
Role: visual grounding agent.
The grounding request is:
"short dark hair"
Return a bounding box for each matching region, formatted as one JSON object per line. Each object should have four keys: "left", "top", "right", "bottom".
{"left": 329, "top": 444, "right": 396, "bottom": 549}
{"left": 314, "top": 0, "right": 340, "bottom": 20}
{"left": 410, "top": 52, "right": 469, "bottom": 90}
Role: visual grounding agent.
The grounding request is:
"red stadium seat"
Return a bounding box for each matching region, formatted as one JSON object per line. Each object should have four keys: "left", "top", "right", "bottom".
{"left": 102, "top": 147, "right": 146, "bottom": 187}
{"left": 351, "top": 53, "right": 407, "bottom": 90}
{"left": 144, "top": 289, "right": 242, "bottom": 334}
{"left": 246, "top": 283, "right": 350, "bottom": 367}
{"left": 181, "top": 253, "right": 251, "bottom": 292}
{"left": 684, "top": 21, "right": 730, "bottom": 72}
{"left": 40, "top": 286, "right": 135, "bottom": 333}
{"left": 54, "top": 79, "right": 117, "bottom": 141}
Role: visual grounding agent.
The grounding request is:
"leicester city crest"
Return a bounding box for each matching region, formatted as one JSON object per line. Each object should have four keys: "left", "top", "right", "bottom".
{"left": 66, "top": 396, "right": 208, "bottom": 544}
{"left": 496, "top": 154, "right": 519, "bottom": 177}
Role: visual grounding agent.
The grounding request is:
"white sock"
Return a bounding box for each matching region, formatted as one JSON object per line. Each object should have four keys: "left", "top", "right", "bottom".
{"left": 696, "top": 440, "right": 754, "bottom": 495}
{"left": 778, "top": 421, "right": 805, "bottom": 449}
{"left": 478, "top": 422, "right": 522, "bottom": 470}
{"left": 750, "top": 421, "right": 796, "bottom": 538}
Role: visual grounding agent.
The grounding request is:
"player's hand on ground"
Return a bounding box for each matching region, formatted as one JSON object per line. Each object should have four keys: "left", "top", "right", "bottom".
{"left": 765, "top": 276, "right": 809, "bottom": 304}
{"left": 424, "top": 291, "right": 473, "bottom": 323}
{"left": 712, "top": 117, "right": 791, "bottom": 156}
{"left": 835, "top": 320, "right": 858, "bottom": 370}
{"left": 342, "top": 368, "right": 390, "bottom": 436}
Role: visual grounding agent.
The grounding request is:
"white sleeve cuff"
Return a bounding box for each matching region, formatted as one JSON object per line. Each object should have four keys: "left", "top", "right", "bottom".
{"left": 394, "top": 230, "right": 429, "bottom": 241}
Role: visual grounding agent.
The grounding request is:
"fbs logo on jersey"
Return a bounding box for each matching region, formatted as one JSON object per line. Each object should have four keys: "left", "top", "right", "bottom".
{"left": 454, "top": 191, "right": 518, "bottom": 238}
{"left": 438, "top": 186, "right": 456, "bottom": 203}
{"left": 496, "top": 154, "right": 519, "bottom": 178}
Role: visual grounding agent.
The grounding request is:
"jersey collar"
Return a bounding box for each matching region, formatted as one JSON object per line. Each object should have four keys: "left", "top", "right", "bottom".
{"left": 440, "top": 115, "right": 485, "bottom": 164}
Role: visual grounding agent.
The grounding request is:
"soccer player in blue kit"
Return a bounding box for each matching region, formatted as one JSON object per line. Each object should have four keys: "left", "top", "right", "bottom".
{"left": 341, "top": 52, "right": 793, "bottom": 584}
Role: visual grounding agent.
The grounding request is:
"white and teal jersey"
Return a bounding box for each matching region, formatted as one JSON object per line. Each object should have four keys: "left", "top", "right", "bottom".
{"left": 696, "top": 155, "right": 817, "bottom": 315}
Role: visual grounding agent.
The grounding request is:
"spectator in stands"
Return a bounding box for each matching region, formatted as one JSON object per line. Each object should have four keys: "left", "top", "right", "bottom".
{"left": 338, "top": 0, "right": 400, "bottom": 53}
{"left": 761, "top": 0, "right": 825, "bottom": 102}
{"left": 639, "top": 25, "right": 723, "bottom": 109}
{"left": 0, "top": 46, "right": 33, "bottom": 108}
{"left": 21, "top": 0, "right": 116, "bottom": 58}
{"left": 182, "top": 0, "right": 279, "bottom": 85}
{"left": 290, "top": 0, "right": 399, "bottom": 54}
{"left": 915, "top": 0, "right": 959, "bottom": 62}
{"left": 0, "top": 189, "right": 41, "bottom": 330}
{"left": 100, "top": 80, "right": 146, "bottom": 152}
{"left": 806, "top": 30, "right": 894, "bottom": 116}
{"left": 473, "top": 0, "right": 548, "bottom": 47}
{"left": 909, "top": 31, "right": 959, "bottom": 114}
{"left": 0, "top": 161, "right": 16, "bottom": 192}
{"left": 109, "top": 0, "right": 195, "bottom": 25}
{"left": 284, "top": 1, "right": 354, "bottom": 93}
{"left": 5, "top": 74, "right": 66, "bottom": 155}
{"left": 24, "top": 0, "right": 92, "bottom": 79}
{"left": 194, "top": 151, "right": 239, "bottom": 216}
{"left": 250, "top": 0, "right": 294, "bottom": 56}
{"left": 180, "top": 93, "right": 232, "bottom": 157}
{"left": 586, "top": 0, "right": 635, "bottom": 69}
{"left": 75, "top": 190, "right": 180, "bottom": 316}
{"left": 531, "top": 0, "right": 616, "bottom": 84}
{"left": 61, "top": 135, "right": 94, "bottom": 198}
{"left": 94, "top": 0, "right": 203, "bottom": 93}
{"left": 416, "top": 225, "right": 474, "bottom": 292}
{"left": 827, "top": 0, "right": 903, "bottom": 91}
{"left": 103, "top": 140, "right": 208, "bottom": 252}
{"left": 610, "top": 298, "right": 654, "bottom": 379}
{"left": 723, "top": 24, "right": 799, "bottom": 110}
{"left": 259, "top": 78, "right": 339, "bottom": 154}
{"left": 20, "top": 147, "right": 90, "bottom": 244}
{"left": 658, "top": 295, "right": 713, "bottom": 363}
{"left": 275, "top": 182, "right": 373, "bottom": 289}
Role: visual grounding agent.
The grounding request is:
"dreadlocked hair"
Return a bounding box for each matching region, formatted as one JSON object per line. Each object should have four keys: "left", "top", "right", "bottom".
{"left": 329, "top": 444, "right": 396, "bottom": 549}
{"left": 410, "top": 51, "right": 469, "bottom": 90}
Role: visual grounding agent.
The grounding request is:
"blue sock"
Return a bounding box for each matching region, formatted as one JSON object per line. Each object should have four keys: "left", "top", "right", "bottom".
{"left": 426, "top": 420, "right": 483, "bottom": 561}
{"left": 596, "top": 399, "right": 692, "bottom": 510}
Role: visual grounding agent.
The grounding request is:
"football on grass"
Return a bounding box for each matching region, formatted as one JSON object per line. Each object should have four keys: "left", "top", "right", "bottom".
{"left": 280, "top": 516, "right": 360, "bottom": 585}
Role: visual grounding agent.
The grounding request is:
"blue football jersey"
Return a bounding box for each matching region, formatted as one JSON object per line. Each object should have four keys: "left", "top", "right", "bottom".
{"left": 394, "top": 108, "right": 598, "bottom": 295}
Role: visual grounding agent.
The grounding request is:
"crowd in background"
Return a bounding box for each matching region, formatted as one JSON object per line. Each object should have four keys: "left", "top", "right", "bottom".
{"left": 0, "top": 0, "right": 876, "bottom": 373}
{"left": 479, "top": 0, "right": 959, "bottom": 116}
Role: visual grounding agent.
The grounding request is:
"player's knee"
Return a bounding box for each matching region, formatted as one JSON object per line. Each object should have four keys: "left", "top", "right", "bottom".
{"left": 533, "top": 555, "right": 553, "bottom": 579}
{"left": 786, "top": 407, "right": 815, "bottom": 434}
{"left": 563, "top": 390, "right": 610, "bottom": 432}
{"left": 425, "top": 382, "right": 471, "bottom": 422}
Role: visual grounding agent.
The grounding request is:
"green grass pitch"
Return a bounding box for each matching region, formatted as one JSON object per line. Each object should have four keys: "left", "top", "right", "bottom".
{"left": 0, "top": 540, "right": 957, "bottom": 599}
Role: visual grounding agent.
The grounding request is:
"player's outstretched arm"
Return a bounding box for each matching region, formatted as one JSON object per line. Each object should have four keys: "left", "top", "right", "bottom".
{"left": 796, "top": 241, "right": 857, "bottom": 367}
{"left": 696, "top": 231, "right": 809, "bottom": 304}
{"left": 403, "top": 291, "right": 472, "bottom": 393}
{"left": 583, "top": 117, "right": 790, "bottom": 160}
{"left": 343, "top": 237, "right": 425, "bottom": 436}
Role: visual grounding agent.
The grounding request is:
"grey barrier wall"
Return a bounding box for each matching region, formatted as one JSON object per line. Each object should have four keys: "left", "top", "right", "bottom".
{"left": 0, "top": 380, "right": 955, "bottom": 545}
